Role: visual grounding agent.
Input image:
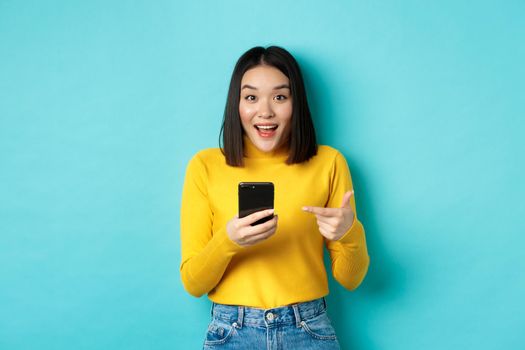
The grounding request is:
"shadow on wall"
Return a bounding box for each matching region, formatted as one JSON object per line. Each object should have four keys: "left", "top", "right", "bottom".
{"left": 324, "top": 157, "right": 407, "bottom": 350}
{"left": 298, "top": 52, "right": 407, "bottom": 350}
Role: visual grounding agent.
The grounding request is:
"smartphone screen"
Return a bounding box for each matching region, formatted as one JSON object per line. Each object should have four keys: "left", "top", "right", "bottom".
{"left": 238, "top": 182, "right": 274, "bottom": 226}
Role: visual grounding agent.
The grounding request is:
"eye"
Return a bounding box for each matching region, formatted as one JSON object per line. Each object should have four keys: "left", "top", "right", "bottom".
{"left": 244, "top": 95, "right": 256, "bottom": 101}
{"left": 274, "top": 95, "right": 288, "bottom": 101}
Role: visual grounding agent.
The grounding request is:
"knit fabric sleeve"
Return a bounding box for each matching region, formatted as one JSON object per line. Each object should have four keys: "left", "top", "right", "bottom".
{"left": 179, "top": 153, "right": 243, "bottom": 297}
{"left": 324, "top": 151, "right": 370, "bottom": 291}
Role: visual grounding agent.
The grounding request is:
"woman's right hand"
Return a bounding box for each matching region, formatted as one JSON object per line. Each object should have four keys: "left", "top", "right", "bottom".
{"left": 226, "top": 209, "right": 278, "bottom": 247}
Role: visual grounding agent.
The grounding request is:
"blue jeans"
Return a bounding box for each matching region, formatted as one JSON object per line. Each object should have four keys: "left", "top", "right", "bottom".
{"left": 202, "top": 298, "right": 341, "bottom": 349}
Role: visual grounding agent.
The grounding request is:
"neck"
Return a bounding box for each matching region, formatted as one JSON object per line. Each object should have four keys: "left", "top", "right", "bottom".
{"left": 243, "top": 135, "right": 289, "bottom": 159}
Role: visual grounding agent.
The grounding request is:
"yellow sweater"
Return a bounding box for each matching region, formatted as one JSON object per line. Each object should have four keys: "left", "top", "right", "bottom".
{"left": 180, "top": 138, "right": 369, "bottom": 308}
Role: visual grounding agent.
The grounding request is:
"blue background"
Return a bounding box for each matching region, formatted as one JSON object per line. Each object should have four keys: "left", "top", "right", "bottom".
{"left": 1, "top": 1, "right": 524, "bottom": 349}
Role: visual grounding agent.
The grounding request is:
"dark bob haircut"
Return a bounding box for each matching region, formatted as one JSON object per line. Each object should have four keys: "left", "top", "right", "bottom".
{"left": 219, "top": 46, "right": 317, "bottom": 167}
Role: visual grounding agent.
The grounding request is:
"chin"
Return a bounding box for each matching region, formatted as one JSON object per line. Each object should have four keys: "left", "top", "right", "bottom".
{"left": 252, "top": 138, "right": 280, "bottom": 152}
{"left": 256, "top": 142, "right": 278, "bottom": 152}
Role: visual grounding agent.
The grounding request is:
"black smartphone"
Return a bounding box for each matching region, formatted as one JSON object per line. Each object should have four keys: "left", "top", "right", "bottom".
{"left": 238, "top": 182, "right": 274, "bottom": 226}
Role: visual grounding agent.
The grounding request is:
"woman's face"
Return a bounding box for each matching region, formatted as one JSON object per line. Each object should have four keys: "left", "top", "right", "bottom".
{"left": 239, "top": 65, "right": 293, "bottom": 153}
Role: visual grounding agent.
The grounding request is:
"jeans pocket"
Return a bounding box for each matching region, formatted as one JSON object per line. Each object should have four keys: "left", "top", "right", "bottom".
{"left": 203, "top": 318, "right": 236, "bottom": 346}
{"left": 300, "top": 312, "right": 338, "bottom": 341}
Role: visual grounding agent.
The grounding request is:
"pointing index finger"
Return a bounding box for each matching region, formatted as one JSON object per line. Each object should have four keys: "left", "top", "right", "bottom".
{"left": 302, "top": 206, "right": 335, "bottom": 217}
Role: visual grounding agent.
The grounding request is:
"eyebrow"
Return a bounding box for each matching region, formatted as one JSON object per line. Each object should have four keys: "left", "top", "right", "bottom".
{"left": 241, "top": 84, "right": 290, "bottom": 90}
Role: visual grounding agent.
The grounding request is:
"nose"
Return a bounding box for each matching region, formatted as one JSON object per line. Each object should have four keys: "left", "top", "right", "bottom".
{"left": 258, "top": 99, "right": 274, "bottom": 119}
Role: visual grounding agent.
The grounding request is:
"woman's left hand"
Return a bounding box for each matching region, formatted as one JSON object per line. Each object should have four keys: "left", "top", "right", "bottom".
{"left": 302, "top": 190, "right": 355, "bottom": 241}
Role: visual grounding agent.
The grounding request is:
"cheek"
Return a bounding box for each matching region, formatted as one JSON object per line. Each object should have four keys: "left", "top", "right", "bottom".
{"left": 239, "top": 105, "right": 254, "bottom": 131}
{"left": 279, "top": 104, "right": 293, "bottom": 128}
{"left": 239, "top": 103, "right": 254, "bottom": 123}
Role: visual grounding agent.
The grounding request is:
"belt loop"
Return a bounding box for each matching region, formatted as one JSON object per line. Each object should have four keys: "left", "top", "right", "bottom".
{"left": 322, "top": 297, "right": 327, "bottom": 310}
{"left": 236, "top": 306, "right": 244, "bottom": 328}
{"left": 210, "top": 302, "right": 215, "bottom": 318}
{"left": 292, "top": 304, "right": 302, "bottom": 327}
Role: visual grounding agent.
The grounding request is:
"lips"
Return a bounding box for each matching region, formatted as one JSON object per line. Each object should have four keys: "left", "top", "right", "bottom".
{"left": 254, "top": 124, "right": 278, "bottom": 138}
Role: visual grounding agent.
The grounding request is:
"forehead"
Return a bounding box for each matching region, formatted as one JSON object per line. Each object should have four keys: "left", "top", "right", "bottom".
{"left": 241, "top": 65, "right": 289, "bottom": 86}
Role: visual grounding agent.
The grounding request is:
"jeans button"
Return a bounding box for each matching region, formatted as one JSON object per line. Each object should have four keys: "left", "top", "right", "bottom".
{"left": 266, "top": 312, "right": 275, "bottom": 321}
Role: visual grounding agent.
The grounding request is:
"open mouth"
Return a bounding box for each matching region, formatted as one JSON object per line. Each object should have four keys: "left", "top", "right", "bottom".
{"left": 254, "top": 124, "right": 278, "bottom": 131}
{"left": 254, "top": 124, "right": 278, "bottom": 138}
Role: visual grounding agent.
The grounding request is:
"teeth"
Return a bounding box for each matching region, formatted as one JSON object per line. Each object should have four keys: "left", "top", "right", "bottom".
{"left": 256, "top": 125, "right": 277, "bottom": 130}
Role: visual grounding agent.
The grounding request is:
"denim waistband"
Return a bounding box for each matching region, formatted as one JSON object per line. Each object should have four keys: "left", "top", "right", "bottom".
{"left": 210, "top": 298, "right": 327, "bottom": 328}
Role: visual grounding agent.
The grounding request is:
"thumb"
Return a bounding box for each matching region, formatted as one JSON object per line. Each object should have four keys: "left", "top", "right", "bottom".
{"left": 341, "top": 190, "right": 354, "bottom": 208}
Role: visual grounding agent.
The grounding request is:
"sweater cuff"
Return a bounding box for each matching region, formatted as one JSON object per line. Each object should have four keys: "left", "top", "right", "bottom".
{"left": 336, "top": 217, "right": 364, "bottom": 244}
{"left": 216, "top": 227, "right": 245, "bottom": 255}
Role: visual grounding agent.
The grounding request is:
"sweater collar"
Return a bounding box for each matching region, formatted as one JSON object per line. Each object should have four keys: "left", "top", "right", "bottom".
{"left": 243, "top": 135, "right": 289, "bottom": 160}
